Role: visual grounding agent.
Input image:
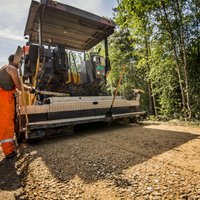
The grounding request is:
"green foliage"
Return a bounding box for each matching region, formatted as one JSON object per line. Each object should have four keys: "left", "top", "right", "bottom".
{"left": 109, "top": 0, "right": 200, "bottom": 120}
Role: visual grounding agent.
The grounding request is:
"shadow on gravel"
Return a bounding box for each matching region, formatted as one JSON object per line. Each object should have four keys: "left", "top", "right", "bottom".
{"left": 0, "top": 155, "right": 21, "bottom": 191}
{"left": 18, "top": 122, "right": 198, "bottom": 186}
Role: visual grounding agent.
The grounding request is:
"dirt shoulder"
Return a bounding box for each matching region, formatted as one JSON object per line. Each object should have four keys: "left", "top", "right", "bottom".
{"left": 0, "top": 122, "right": 200, "bottom": 199}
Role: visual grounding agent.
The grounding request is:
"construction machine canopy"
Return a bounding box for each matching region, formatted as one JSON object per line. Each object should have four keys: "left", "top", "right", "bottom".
{"left": 24, "top": 0, "right": 115, "bottom": 51}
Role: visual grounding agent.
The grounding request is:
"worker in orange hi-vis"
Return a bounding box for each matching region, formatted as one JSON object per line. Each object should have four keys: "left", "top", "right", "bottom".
{"left": 0, "top": 54, "right": 35, "bottom": 159}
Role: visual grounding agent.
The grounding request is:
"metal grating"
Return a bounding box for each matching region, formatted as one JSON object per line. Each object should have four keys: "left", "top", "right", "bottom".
{"left": 20, "top": 99, "right": 139, "bottom": 115}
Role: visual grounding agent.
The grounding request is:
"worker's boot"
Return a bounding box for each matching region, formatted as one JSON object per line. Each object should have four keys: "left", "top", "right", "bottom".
{"left": 6, "top": 151, "right": 16, "bottom": 159}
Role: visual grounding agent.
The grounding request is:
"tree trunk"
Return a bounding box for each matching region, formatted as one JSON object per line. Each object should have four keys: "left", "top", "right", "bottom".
{"left": 160, "top": 1, "right": 187, "bottom": 119}
{"left": 151, "top": 83, "right": 158, "bottom": 116}
{"left": 175, "top": 0, "right": 192, "bottom": 120}
{"left": 147, "top": 81, "right": 154, "bottom": 115}
{"left": 144, "top": 31, "right": 155, "bottom": 115}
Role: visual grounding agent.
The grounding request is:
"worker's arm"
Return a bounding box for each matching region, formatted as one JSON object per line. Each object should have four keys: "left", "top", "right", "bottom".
{"left": 6, "top": 65, "right": 32, "bottom": 91}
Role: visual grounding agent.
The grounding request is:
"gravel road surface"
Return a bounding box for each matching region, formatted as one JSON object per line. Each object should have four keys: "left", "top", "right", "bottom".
{"left": 0, "top": 122, "right": 200, "bottom": 200}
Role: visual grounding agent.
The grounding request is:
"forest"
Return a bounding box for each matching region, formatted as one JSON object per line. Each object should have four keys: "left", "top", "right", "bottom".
{"left": 104, "top": 0, "right": 200, "bottom": 121}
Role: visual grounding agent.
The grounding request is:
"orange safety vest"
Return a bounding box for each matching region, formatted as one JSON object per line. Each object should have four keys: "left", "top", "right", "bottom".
{"left": 0, "top": 87, "right": 15, "bottom": 156}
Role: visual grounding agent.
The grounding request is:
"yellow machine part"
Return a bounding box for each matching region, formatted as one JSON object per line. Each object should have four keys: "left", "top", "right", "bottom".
{"left": 66, "top": 72, "right": 80, "bottom": 85}
{"left": 18, "top": 91, "right": 34, "bottom": 106}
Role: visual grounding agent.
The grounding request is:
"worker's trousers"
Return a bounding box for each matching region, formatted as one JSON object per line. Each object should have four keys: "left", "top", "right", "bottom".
{"left": 0, "top": 88, "right": 15, "bottom": 157}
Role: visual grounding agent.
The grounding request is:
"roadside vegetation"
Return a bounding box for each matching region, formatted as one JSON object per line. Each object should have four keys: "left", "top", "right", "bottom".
{"left": 106, "top": 0, "right": 199, "bottom": 122}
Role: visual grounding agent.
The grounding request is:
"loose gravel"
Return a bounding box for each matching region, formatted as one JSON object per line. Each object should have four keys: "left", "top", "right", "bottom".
{"left": 0, "top": 122, "right": 200, "bottom": 200}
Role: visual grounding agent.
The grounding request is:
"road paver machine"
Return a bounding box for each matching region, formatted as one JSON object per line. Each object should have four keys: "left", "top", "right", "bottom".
{"left": 16, "top": 0, "right": 145, "bottom": 139}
